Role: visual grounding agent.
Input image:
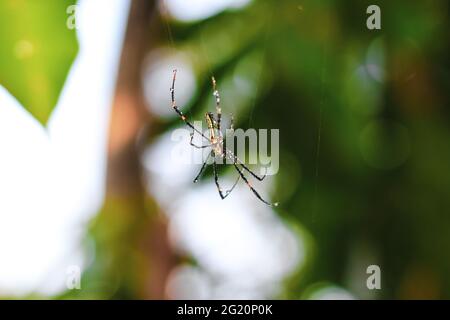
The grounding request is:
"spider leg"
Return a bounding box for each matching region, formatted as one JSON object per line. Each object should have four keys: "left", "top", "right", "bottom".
{"left": 189, "top": 131, "right": 212, "bottom": 149}
{"left": 222, "top": 114, "right": 235, "bottom": 155}
{"left": 213, "top": 159, "right": 240, "bottom": 199}
{"left": 193, "top": 153, "right": 210, "bottom": 183}
{"left": 171, "top": 69, "right": 210, "bottom": 141}
{"left": 226, "top": 150, "right": 267, "bottom": 181}
{"left": 233, "top": 163, "right": 278, "bottom": 207}
{"left": 224, "top": 113, "right": 234, "bottom": 138}
{"left": 211, "top": 76, "right": 222, "bottom": 132}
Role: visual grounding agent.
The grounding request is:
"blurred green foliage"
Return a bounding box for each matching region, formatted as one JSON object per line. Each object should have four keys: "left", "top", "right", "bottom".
{"left": 0, "top": 0, "right": 78, "bottom": 125}
{"left": 161, "top": 0, "right": 450, "bottom": 299}
{"left": 1, "top": 0, "right": 448, "bottom": 300}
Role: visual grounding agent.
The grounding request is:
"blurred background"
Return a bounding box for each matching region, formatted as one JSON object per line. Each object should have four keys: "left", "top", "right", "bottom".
{"left": 0, "top": 0, "right": 449, "bottom": 299}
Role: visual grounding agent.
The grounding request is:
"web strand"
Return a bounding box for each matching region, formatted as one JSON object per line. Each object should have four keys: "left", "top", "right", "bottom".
{"left": 247, "top": 4, "right": 273, "bottom": 129}
{"left": 312, "top": 11, "right": 330, "bottom": 223}
{"left": 160, "top": 0, "right": 176, "bottom": 50}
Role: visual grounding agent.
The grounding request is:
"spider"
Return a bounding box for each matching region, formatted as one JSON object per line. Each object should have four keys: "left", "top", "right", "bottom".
{"left": 170, "top": 69, "right": 278, "bottom": 207}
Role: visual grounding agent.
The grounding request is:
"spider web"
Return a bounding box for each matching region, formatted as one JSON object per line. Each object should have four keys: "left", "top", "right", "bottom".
{"left": 160, "top": 1, "right": 328, "bottom": 217}
{"left": 246, "top": 5, "right": 274, "bottom": 130}
{"left": 312, "top": 10, "right": 330, "bottom": 223}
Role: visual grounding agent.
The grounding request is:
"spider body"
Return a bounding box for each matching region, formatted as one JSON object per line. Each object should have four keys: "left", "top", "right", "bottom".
{"left": 205, "top": 112, "right": 224, "bottom": 157}
{"left": 170, "top": 69, "right": 278, "bottom": 207}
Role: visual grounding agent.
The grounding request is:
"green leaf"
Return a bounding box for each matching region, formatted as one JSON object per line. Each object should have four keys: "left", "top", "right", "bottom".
{"left": 0, "top": 0, "right": 78, "bottom": 125}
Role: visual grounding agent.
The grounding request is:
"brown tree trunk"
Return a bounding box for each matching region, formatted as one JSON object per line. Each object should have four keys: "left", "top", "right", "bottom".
{"left": 104, "top": 0, "right": 176, "bottom": 299}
